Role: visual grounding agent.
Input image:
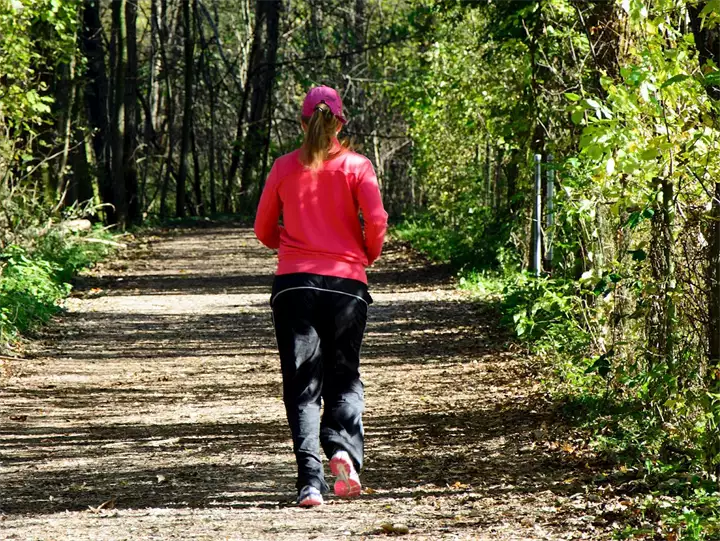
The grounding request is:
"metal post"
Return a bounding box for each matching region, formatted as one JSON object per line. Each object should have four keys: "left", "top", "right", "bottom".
{"left": 546, "top": 153, "right": 555, "bottom": 270}
{"left": 533, "top": 154, "right": 542, "bottom": 276}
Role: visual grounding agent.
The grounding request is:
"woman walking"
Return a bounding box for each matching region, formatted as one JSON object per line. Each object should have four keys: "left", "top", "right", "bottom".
{"left": 254, "top": 86, "right": 388, "bottom": 507}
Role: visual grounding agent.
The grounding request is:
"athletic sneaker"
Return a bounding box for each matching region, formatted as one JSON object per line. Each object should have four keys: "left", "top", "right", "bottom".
{"left": 297, "top": 485, "right": 324, "bottom": 507}
{"left": 329, "top": 450, "right": 362, "bottom": 498}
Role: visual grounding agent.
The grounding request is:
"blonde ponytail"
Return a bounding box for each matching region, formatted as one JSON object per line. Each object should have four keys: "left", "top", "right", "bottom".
{"left": 300, "top": 103, "right": 352, "bottom": 170}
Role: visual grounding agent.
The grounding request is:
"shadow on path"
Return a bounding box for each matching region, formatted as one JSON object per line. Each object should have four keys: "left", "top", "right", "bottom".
{"left": 0, "top": 226, "right": 585, "bottom": 540}
{"left": 1, "top": 399, "right": 579, "bottom": 514}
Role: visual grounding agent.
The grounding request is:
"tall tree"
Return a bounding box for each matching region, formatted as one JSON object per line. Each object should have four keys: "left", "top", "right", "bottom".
{"left": 195, "top": 2, "right": 217, "bottom": 214}
{"left": 158, "top": 0, "right": 175, "bottom": 219}
{"left": 81, "top": 0, "right": 113, "bottom": 221}
{"left": 110, "top": 0, "right": 127, "bottom": 225}
{"left": 688, "top": 5, "right": 720, "bottom": 475}
{"left": 125, "top": 0, "right": 140, "bottom": 224}
{"left": 688, "top": 4, "right": 720, "bottom": 367}
{"left": 140, "top": 0, "right": 160, "bottom": 213}
{"left": 239, "top": 0, "right": 280, "bottom": 207}
{"left": 54, "top": 50, "right": 77, "bottom": 206}
{"left": 176, "top": 0, "right": 195, "bottom": 218}
{"left": 225, "top": 10, "right": 259, "bottom": 213}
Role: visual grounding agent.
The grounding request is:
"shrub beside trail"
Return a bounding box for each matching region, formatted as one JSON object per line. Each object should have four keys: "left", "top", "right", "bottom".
{"left": 0, "top": 222, "right": 120, "bottom": 353}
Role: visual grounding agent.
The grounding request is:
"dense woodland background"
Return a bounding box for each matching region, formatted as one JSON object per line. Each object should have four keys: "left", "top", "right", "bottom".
{"left": 2, "top": 0, "right": 720, "bottom": 535}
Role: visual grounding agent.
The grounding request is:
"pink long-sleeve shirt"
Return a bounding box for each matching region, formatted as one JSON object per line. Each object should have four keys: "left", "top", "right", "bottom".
{"left": 254, "top": 141, "right": 388, "bottom": 284}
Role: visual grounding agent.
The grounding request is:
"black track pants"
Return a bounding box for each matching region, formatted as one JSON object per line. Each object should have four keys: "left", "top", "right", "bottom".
{"left": 271, "top": 273, "right": 371, "bottom": 494}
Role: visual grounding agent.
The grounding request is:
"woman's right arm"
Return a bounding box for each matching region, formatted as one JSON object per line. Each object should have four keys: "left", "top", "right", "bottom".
{"left": 254, "top": 164, "right": 282, "bottom": 249}
{"left": 356, "top": 160, "right": 388, "bottom": 265}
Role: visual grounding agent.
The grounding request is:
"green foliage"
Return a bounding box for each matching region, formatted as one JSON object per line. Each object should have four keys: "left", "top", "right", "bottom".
{"left": 0, "top": 245, "right": 69, "bottom": 339}
{"left": 33, "top": 227, "right": 113, "bottom": 283}
{"left": 0, "top": 227, "right": 114, "bottom": 346}
{"left": 457, "top": 270, "right": 505, "bottom": 298}
{"left": 0, "top": 0, "right": 80, "bottom": 133}
{"left": 0, "top": 0, "right": 116, "bottom": 348}
{"left": 393, "top": 209, "right": 506, "bottom": 270}
{"left": 391, "top": 0, "right": 720, "bottom": 534}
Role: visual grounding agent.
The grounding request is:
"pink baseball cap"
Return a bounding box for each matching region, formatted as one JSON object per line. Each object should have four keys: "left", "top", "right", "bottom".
{"left": 302, "top": 85, "right": 347, "bottom": 124}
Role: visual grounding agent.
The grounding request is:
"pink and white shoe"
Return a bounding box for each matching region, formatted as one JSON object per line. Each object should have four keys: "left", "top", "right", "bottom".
{"left": 329, "top": 451, "right": 362, "bottom": 498}
{"left": 297, "top": 485, "right": 324, "bottom": 507}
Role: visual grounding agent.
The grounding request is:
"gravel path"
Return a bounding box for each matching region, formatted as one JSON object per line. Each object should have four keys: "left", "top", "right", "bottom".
{"left": 0, "top": 226, "right": 595, "bottom": 540}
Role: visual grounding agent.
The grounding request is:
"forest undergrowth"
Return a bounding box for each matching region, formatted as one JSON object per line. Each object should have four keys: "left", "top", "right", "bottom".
{"left": 395, "top": 218, "right": 720, "bottom": 540}
{"left": 0, "top": 204, "right": 120, "bottom": 361}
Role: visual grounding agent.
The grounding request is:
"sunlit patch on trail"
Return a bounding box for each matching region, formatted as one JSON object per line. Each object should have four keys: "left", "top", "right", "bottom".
{"left": 1, "top": 227, "right": 593, "bottom": 540}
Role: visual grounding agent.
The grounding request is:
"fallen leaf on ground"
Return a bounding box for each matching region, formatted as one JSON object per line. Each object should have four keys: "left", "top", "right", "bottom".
{"left": 88, "top": 498, "right": 116, "bottom": 513}
{"left": 380, "top": 522, "right": 410, "bottom": 535}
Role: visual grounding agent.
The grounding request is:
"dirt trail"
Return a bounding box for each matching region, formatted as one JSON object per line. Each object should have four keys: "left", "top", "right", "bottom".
{"left": 1, "top": 226, "right": 593, "bottom": 540}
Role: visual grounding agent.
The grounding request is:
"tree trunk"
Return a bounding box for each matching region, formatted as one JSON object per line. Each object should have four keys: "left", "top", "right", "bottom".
{"left": 259, "top": 66, "right": 274, "bottom": 191}
{"left": 176, "top": 0, "right": 195, "bottom": 218}
{"left": 688, "top": 2, "right": 720, "bottom": 476}
{"left": 56, "top": 52, "right": 77, "bottom": 207}
{"left": 125, "top": 0, "right": 140, "bottom": 224}
{"left": 308, "top": 0, "right": 323, "bottom": 80}
{"left": 149, "top": 0, "right": 162, "bottom": 129}
{"left": 225, "top": 4, "right": 262, "bottom": 213}
{"left": 526, "top": 2, "right": 546, "bottom": 156}
{"left": 647, "top": 177, "right": 676, "bottom": 378}
{"left": 158, "top": 0, "right": 174, "bottom": 219}
{"left": 355, "top": 0, "right": 366, "bottom": 49}
{"left": 239, "top": 0, "right": 280, "bottom": 210}
{"left": 195, "top": 2, "right": 217, "bottom": 215}
{"left": 81, "top": 0, "right": 114, "bottom": 223}
{"left": 573, "top": 0, "right": 621, "bottom": 95}
{"left": 70, "top": 130, "right": 95, "bottom": 206}
{"left": 485, "top": 141, "right": 492, "bottom": 207}
{"left": 110, "top": 0, "right": 127, "bottom": 226}
{"left": 207, "top": 84, "right": 218, "bottom": 216}
{"left": 494, "top": 147, "right": 504, "bottom": 212}
{"left": 69, "top": 78, "right": 94, "bottom": 207}
{"left": 504, "top": 149, "right": 520, "bottom": 214}
{"left": 141, "top": 0, "right": 161, "bottom": 215}
{"left": 191, "top": 120, "right": 204, "bottom": 216}
{"left": 688, "top": 5, "right": 720, "bottom": 369}
{"left": 688, "top": 5, "right": 720, "bottom": 103}
{"left": 710, "top": 181, "right": 720, "bottom": 373}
